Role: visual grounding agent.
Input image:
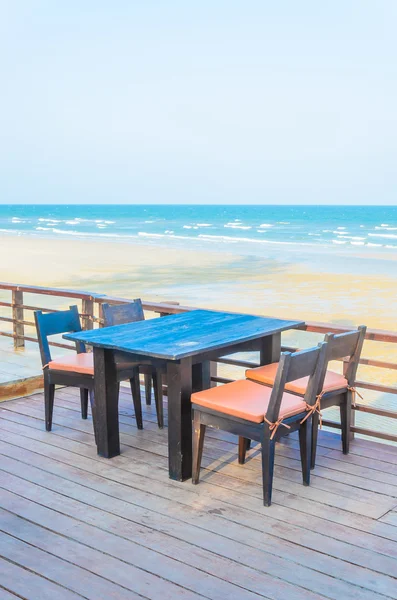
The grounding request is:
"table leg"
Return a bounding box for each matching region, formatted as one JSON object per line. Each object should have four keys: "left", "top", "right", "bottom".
{"left": 93, "top": 347, "right": 120, "bottom": 458}
{"left": 192, "top": 360, "right": 211, "bottom": 392}
{"left": 260, "top": 333, "right": 281, "bottom": 365}
{"left": 167, "top": 357, "right": 193, "bottom": 481}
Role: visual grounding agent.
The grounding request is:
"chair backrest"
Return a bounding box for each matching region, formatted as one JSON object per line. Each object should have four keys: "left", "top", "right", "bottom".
{"left": 101, "top": 299, "right": 144, "bottom": 327}
{"left": 322, "top": 325, "right": 366, "bottom": 386}
{"left": 266, "top": 342, "right": 328, "bottom": 423}
{"left": 34, "top": 305, "right": 85, "bottom": 366}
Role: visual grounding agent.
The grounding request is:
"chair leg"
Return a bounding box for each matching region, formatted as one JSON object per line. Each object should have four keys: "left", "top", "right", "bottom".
{"left": 299, "top": 416, "right": 312, "bottom": 486}
{"left": 152, "top": 370, "right": 164, "bottom": 429}
{"left": 238, "top": 437, "right": 250, "bottom": 464}
{"left": 80, "top": 388, "right": 89, "bottom": 419}
{"left": 144, "top": 372, "right": 152, "bottom": 405}
{"left": 130, "top": 368, "right": 143, "bottom": 430}
{"left": 44, "top": 377, "right": 55, "bottom": 432}
{"left": 340, "top": 391, "right": 351, "bottom": 455}
{"left": 311, "top": 412, "right": 320, "bottom": 469}
{"left": 89, "top": 389, "right": 98, "bottom": 444}
{"left": 192, "top": 411, "right": 206, "bottom": 484}
{"left": 260, "top": 431, "right": 276, "bottom": 506}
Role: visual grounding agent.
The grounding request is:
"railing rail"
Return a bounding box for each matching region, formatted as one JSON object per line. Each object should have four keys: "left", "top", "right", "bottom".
{"left": 0, "top": 281, "right": 396, "bottom": 444}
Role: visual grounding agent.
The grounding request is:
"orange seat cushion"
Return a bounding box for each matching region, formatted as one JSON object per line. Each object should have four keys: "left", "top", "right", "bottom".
{"left": 246, "top": 363, "right": 348, "bottom": 396}
{"left": 191, "top": 379, "right": 306, "bottom": 423}
{"left": 48, "top": 353, "right": 94, "bottom": 375}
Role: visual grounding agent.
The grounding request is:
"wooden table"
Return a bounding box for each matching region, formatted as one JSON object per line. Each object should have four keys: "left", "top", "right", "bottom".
{"left": 65, "top": 309, "right": 303, "bottom": 480}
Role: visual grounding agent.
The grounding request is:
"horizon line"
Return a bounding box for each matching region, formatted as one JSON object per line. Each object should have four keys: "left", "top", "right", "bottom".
{"left": 1, "top": 203, "right": 396, "bottom": 208}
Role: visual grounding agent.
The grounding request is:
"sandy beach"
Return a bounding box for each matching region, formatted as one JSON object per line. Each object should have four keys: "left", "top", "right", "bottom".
{"left": 1, "top": 234, "right": 396, "bottom": 332}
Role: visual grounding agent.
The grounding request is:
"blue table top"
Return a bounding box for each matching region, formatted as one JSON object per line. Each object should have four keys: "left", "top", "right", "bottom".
{"left": 64, "top": 309, "right": 304, "bottom": 361}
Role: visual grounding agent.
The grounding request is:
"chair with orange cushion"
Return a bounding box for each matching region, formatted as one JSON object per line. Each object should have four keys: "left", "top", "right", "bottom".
{"left": 191, "top": 343, "right": 328, "bottom": 506}
{"left": 245, "top": 326, "right": 366, "bottom": 468}
{"left": 101, "top": 300, "right": 166, "bottom": 429}
{"left": 34, "top": 305, "right": 96, "bottom": 432}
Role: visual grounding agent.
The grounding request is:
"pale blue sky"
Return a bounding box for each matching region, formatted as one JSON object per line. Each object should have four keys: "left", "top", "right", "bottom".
{"left": 0, "top": 1, "right": 396, "bottom": 205}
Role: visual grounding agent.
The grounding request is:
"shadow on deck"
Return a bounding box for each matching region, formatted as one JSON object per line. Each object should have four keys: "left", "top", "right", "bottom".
{"left": 0, "top": 386, "right": 396, "bottom": 599}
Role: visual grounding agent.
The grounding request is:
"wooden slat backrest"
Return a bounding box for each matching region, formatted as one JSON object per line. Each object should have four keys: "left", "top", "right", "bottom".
{"left": 266, "top": 342, "right": 328, "bottom": 422}
{"left": 101, "top": 300, "right": 144, "bottom": 327}
{"left": 323, "top": 325, "right": 367, "bottom": 384}
{"left": 34, "top": 305, "right": 84, "bottom": 366}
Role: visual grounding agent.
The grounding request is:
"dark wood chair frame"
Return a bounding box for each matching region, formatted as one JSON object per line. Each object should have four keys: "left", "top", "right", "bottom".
{"left": 245, "top": 325, "right": 367, "bottom": 469}
{"left": 35, "top": 303, "right": 154, "bottom": 435}
{"left": 34, "top": 305, "right": 96, "bottom": 433}
{"left": 192, "top": 342, "right": 328, "bottom": 506}
{"left": 309, "top": 325, "right": 366, "bottom": 467}
{"left": 101, "top": 300, "right": 166, "bottom": 429}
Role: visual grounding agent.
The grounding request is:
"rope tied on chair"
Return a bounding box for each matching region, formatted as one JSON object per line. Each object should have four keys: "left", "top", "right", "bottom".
{"left": 347, "top": 386, "right": 363, "bottom": 407}
{"left": 301, "top": 392, "right": 324, "bottom": 428}
{"left": 264, "top": 416, "right": 291, "bottom": 440}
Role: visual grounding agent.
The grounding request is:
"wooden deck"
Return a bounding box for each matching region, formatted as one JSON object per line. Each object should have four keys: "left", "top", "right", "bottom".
{"left": 0, "top": 387, "right": 396, "bottom": 600}
{"left": 0, "top": 338, "right": 43, "bottom": 398}
{"left": 0, "top": 337, "right": 70, "bottom": 402}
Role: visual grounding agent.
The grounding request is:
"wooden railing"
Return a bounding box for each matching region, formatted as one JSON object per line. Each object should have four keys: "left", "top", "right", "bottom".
{"left": 0, "top": 282, "right": 396, "bottom": 444}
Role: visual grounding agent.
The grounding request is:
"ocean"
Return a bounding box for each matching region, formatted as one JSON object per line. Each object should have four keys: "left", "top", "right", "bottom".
{"left": 1, "top": 204, "right": 397, "bottom": 255}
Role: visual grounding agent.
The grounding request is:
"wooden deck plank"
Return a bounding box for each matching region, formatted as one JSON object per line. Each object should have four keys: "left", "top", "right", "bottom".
{"left": 0, "top": 588, "right": 24, "bottom": 600}
{"left": 1, "top": 425, "right": 396, "bottom": 560}
{"left": 0, "top": 428, "right": 394, "bottom": 596}
{"left": 2, "top": 396, "right": 397, "bottom": 544}
{"left": 0, "top": 471, "right": 337, "bottom": 600}
{"left": 1, "top": 443, "right": 396, "bottom": 592}
{"left": 324, "top": 449, "right": 397, "bottom": 476}
{"left": 2, "top": 414, "right": 397, "bottom": 566}
{"left": 0, "top": 404, "right": 392, "bottom": 528}
{"left": 0, "top": 511, "right": 215, "bottom": 600}
{"left": 0, "top": 409, "right": 392, "bottom": 523}
{"left": 0, "top": 556, "right": 85, "bottom": 600}
{"left": 5, "top": 391, "right": 397, "bottom": 504}
{"left": 1, "top": 398, "right": 396, "bottom": 518}
{"left": 0, "top": 532, "right": 147, "bottom": 600}
{"left": 0, "top": 499, "right": 318, "bottom": 600}
{"left": 0, "top": 462, "right": 357, "bottom": 600}
{"left": 0, "top": 389, "right": 397, "bottom": 600}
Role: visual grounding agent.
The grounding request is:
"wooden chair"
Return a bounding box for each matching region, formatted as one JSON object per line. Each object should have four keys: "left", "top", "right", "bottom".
{"left": 246, "top": 326, "right": 366, "bottom": 467}
{"left": 191, "top": 343, "right": 328, "bottom": 506}
{"left": 34, "top": 305, "right": 95, "bottom": 432}
{"left": 101, "top": 300, "right": 165, "bottom": 428}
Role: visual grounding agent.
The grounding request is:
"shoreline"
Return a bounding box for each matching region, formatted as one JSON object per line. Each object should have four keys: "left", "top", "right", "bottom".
{"left": 2, "top": 227, "right": 397, "bottom": 260}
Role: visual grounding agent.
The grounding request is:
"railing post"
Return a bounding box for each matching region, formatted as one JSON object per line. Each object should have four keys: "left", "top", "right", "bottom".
{"left": 97, "top": 302, "right": 105, "bottom": 328}
{"left": 210, "top": 362, "right": 218, "bottom": 387}
{"left": 12, "top": 290, "right": 24, "bottom": 349}
{"left": 82, "top": 298, "right": 94, "bottom": 331}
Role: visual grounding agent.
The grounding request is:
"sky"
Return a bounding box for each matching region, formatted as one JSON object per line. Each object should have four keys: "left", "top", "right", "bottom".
{"left": 0, "top": 1, "right": 396, "bottom": 205}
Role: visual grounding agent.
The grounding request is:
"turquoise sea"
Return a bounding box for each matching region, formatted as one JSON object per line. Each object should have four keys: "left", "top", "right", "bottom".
{"left": 1, "top": 204, "right": 397, "bottom": 255}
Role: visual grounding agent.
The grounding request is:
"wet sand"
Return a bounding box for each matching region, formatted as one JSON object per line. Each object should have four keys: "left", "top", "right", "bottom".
{"left": 1, "top": 234, "right": 396, "bottom": 331}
